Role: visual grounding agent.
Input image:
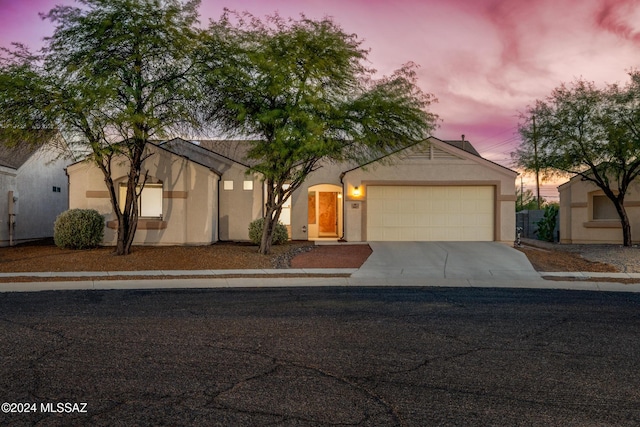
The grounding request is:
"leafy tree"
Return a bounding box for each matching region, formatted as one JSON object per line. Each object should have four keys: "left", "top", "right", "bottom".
{"left": 0, "top": 0, "right": 202, "bottom": 255}
{"left": 515, "top": 73, "right": 640, "bottom": 246}
{"left": 199, "top": 12, "right": 439, "bottom": 254}
{"left": 516, "top": 188, "right": 545, "bottom": 211}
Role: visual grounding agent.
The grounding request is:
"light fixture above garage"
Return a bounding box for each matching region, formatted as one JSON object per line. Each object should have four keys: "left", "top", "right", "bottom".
{"left": 353, "top": 186, "right": 361, "bottom": 197}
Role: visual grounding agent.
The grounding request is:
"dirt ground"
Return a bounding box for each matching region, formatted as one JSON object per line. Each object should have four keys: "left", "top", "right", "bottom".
{"left": 0, "top": 239, "right": 623, "bottom": 282}
{"left": 515, "top": 246, "right": 618, "bottom": 273}
{"left": 0, "top": 239, "right": 371, "bottom": 273}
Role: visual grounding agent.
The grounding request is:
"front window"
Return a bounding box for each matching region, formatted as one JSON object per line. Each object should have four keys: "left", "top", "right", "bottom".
{"left": 119, "top": 182, "right": 163, "bottom": 218}
{"left": 280, "top": 184, "right": 291, "bottom": 225}
{"left": 592, "top": 195, "right": 617, "bottom": 220}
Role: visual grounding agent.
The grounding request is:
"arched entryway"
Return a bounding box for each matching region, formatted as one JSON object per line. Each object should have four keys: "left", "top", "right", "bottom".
{"left": 307, "top": 184, "right": 343, "bottom": 240}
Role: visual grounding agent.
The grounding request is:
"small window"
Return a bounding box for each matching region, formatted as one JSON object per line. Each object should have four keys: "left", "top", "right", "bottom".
{"left": 223, "top": 181, "right": 234, "bottom": 191}
{"left": 52, "top": 186, "right": 61, "bottom": 193}
{"left": 280, "top": 184, "right": 291, "bottom": 225}
{"left": 119, "top": 183, "right": 163, "bottom": 218}
{"left": 308, "top": 192, "right": 316, "bottom": 224}
{"left": 243, "top": 180, "right": 253, "bottom": 191}
{"left": 592, "top": 195, "right": 618, "bottom": 220}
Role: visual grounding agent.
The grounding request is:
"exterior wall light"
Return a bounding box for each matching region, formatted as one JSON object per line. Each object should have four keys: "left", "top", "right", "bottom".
{"left": 353, "top": 186, "right": 361, "bottom": 197}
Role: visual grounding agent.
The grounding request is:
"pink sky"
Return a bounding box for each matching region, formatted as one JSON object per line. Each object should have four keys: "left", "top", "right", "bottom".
{"left": 2, "top": 0, "right": 640, "bottom": 199}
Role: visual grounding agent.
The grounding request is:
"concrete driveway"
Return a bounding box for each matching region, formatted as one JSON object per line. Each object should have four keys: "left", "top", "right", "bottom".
{"left": 352, "top": 241, "right": 542, "bottom": 281}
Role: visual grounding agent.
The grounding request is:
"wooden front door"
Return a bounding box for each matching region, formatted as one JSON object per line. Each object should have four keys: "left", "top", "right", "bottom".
{"left": 318, "top": 192, "right": 338, "bottom": 236}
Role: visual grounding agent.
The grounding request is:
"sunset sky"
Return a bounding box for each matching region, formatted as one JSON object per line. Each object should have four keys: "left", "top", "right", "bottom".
{"left": 2, "top": 0, "right": 640, "bottom": 199}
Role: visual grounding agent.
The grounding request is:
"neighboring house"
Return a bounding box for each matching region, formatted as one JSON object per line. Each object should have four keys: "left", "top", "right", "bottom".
{"left": 558, "top": 175, "right": 640, "bottom": 244}
{"left": 66, "top": 136, "right": 518, "bottom": 245}
{"left": 0, "top": 134, "right": 70, "bottom": 246}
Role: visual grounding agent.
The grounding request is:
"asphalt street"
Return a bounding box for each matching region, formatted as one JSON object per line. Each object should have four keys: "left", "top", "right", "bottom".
{"left": 1, "top": 286, "right": 640, "bottom": 426}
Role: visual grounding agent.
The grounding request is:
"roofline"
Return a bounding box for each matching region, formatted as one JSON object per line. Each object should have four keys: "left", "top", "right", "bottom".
{"left": 340, "top": 139, "right": 425, "bottom": 175}
{"left": 0, "top": 165, "right": 17, "bottom": 174}
{"left": 432, "top": 136, "right": 518, "bottom": 175}
{"left": 342, "top": 136, "right": 518, "bottom": 177}
{"left": 0, "top": 131, "right": 65, "bottom": 169}
{"left": 66, "top": 141, "right": 224, "bottom": 177}
{"left": 162, "top": 137, "right": 253, "bottom": 169}
{"left": 153, "top": 139, "right": 223, "bottom": 176}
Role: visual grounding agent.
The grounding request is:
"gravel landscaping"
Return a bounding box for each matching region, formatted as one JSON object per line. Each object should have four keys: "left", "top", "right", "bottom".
{"left": 1, "top": 238, "right": 639, "bottom": 281}
{"left": 519, "top": 238, "right": 640, "bottom": 273}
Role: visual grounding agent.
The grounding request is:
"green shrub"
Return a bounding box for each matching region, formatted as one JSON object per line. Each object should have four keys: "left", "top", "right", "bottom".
{"left": 536, "top": 204, "right": 559, "bottom": 242}
{"left": 54, "top": 209, "right": 104, "bottom": 249}
{"left": 248, "top": 218, "right": 289, "bottom": 245}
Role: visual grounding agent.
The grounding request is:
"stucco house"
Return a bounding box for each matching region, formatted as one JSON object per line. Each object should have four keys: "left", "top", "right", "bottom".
{"left": 0, "top": 134, "right": 70, "bottom": 246}
{"left": 66, "top": 136, "right": 518, "bottom": 245}
{"left": 558, "top": 175, "right": 640, "bottom": 244}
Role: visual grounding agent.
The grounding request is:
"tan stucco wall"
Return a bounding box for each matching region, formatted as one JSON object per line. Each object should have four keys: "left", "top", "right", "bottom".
{"left": 340, "top": 141, "right": 517, "bottom": 243}
{"left": 218, "top": 164, "right": 263, "bottom": 241}
{"left": 558, "top": 177, "right": 640, "bottom": 244}
{"left": 558, "top": 182, "right": 572, "bottom": 243}
{"left": 67, "top": 146, "right": 220, "bottom": 246}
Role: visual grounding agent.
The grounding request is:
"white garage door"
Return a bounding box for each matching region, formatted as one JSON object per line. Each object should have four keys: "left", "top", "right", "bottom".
{"left": 367, "top": 186, "right": 494, "bottom": 241}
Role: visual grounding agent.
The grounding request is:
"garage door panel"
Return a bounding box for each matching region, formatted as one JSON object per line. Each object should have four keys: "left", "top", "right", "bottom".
{"left": 415, "top": 215, "right": 429, "bottom": 227}
{"left": 446, "top": 200, "right": 462, "bottom": 212}
{"left": 415, "top": 199, "right": 431, "bottom": 211}
{"left": 398, "top": 199, "right": 415, "bottom": 212}
{"left": 382, "top": 199, "right": 400, "bottom": 213}
{"left": 398, "top": 213, "right": 415, "bottom": 227}
{"left": 367, "top": 185, "right": 494, "bottom": 241}
{"left": 431, "top": 214, "right": 448, "bottom": 227}
{"left": 382, "top": 213, "right": 400, "bottom": 227}
{"left": 447, "top": 213, "right": 464, "bottom": 226}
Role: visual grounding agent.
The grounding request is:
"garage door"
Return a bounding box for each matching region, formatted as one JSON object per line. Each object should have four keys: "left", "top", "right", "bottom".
{"left": 366, "top": 186, "right": 494, "bottom": 241}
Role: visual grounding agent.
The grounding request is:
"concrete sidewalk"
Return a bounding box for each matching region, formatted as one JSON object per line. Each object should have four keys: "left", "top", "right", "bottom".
{"left": 1, "top": 269, "right": 640, "bottom": 293}
{"left": 2, "top": 268, "right": 639, "bottom": 280}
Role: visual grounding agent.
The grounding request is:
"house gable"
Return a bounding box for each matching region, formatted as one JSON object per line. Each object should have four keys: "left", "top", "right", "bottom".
{"left": 331, "top": 136, "right": 517, "bottom": 243}
{"left": 0, "top": 130, "right": 61, "bottom": 169}
{"left": 0, "top": 133, "right": 70, "bottom": 246}
{"left": 402, "top": 142, "right": 464, "bottom": 161}
{"left": 342, "top": 137, "right": 517, "bottom": 179}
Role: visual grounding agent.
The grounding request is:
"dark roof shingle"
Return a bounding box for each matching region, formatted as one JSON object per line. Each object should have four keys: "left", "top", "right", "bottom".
{"left": 0, "top": 130, "right": 57, "bottom": 169}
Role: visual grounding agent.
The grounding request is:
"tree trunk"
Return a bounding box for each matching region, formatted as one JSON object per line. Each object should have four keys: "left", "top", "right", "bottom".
{"left": 115, "top": 210, "right": 139, "bottom": 255}
{"left": 116, "top": 216, "right": 130, "bottom": 255}
{"left": 99, "top": 143, "right": 145, "bottom": 256}
{"left": 259, "top": 180, "right": 286, "bottom": 255}
{"left": 259, "top": 207, "right": 275, "bottom": 255}
{"left": 613, "top": 199, "right": 632, "bottom": 247}
{"left": 114, "top": 177, "right": 140, "bottom": 255}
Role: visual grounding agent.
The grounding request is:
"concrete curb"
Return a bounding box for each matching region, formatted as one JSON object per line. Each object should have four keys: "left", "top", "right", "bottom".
{"left": 0, "top": 268, "right": 358, "bottom": 278}
{"left": 540, "top": 271, "right": 640, "bottom": 279}
{"left": 2, "top": 275, "right": 640, "bottom": 293}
